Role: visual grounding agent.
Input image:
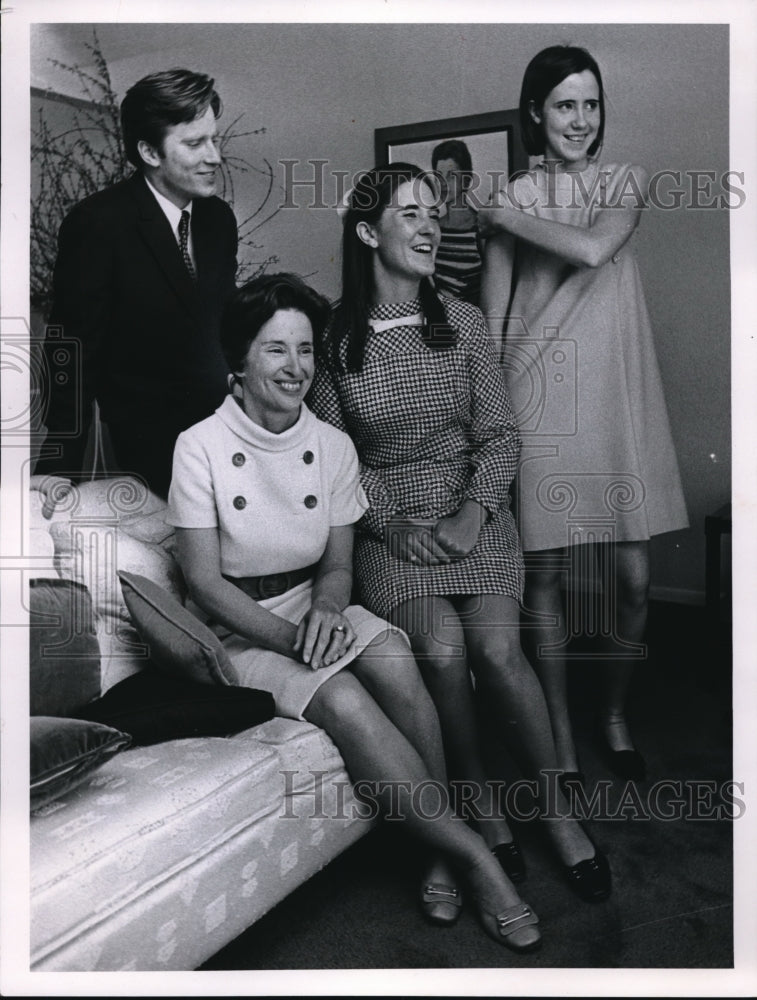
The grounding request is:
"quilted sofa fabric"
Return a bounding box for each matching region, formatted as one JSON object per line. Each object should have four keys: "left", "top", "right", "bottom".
{"left": 31, "top": 717, "right": 371, "bottom": 971}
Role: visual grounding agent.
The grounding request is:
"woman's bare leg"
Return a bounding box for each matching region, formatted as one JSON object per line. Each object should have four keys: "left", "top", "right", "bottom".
{"left": 303, "top": 670, "right": 540, "bottom": 947}
{"left": 522, "top": 549, "right": 579, "bottom": 774}
{"left": 391, "top": 596, "right": 514, "bottom": 848}
{"left": 457, "top": 594, "right": 594, "bottom": 867}
{"left": 349, "top": 628, "right": 448, "bottom": 783}
{"left": 349, "top": 628, "right": 460, "bottom": 897}
{"left": 596, "top": 540, "right": 650, "bottom": 751}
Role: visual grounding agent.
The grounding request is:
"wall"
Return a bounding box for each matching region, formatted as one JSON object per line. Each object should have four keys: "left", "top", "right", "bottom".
{"left": 31, "top": 22, "right": 732, "bottom": 603}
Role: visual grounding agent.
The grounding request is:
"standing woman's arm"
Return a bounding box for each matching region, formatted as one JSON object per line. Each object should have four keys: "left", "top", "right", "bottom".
{"left": 479, "top": 230, "right": 516, "bottom": 360}
{"left": 477, "top": 165, "right": 650, "bottom": 269}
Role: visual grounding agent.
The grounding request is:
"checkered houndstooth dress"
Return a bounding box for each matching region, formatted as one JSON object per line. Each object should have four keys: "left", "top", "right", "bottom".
{"left": 308, "top": 296, "right": 525, "bottom": 619}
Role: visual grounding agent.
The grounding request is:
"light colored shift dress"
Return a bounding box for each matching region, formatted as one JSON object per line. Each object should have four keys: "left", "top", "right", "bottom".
{"left": 166, "top": 394, "right": 400, "bottom": 720}
{"left": 309, "top": 296, "right": 525, "bottom": 619}
{"left": 502, "top": 161, "right": 689, "bottom": 553}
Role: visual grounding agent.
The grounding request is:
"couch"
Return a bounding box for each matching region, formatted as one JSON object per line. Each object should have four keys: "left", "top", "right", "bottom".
{"left": 29, "top": 476, "right": 374, "bottom": 972}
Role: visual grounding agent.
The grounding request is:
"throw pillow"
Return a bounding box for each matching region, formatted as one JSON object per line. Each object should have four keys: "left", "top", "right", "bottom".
{"left": 72, "top": 670, "right": 275, "bottom": 745}
{"left": 29, "top": 578, "right": 101, "bottom": 716}
{"left": 117, "top": 571, "right": 236, "bottom": 684}
{"left": 30, "top": 716, "right": 131, "bottom": 810}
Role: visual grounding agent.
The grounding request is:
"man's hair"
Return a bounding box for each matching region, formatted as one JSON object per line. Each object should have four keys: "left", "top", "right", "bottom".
{"left": 120, "top": 68, "right": 222, "bottom": 169}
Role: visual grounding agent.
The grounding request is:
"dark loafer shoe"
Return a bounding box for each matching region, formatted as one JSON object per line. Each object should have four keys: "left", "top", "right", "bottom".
{"left": 606, "top": 748, "right": 647, "bottom": 782}
{"left": 564, "top": 848, "right": 611, "bottom": 902}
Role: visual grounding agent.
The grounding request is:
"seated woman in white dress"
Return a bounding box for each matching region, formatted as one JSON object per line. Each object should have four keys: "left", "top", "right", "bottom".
{"left": 166, "top": 272, "right": 541, "bottom": 953}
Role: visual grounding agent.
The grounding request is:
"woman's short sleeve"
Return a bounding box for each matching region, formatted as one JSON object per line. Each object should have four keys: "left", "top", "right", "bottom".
{"left": 166, "top": 430, "right": 218, "bottom": 528}
{"left": 328, "top": 430, "right": 369, "bottom": 527}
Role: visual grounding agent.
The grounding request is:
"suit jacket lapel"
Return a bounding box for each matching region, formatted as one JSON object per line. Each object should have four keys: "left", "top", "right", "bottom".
{"left": 132, "top": 174, "right": 200, "bottom": 313}
{"left": 191, "top": 197, "right": 223, "bottom": 297}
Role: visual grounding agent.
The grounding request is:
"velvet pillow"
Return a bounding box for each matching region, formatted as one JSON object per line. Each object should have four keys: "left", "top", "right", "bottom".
{"left": 73, "top": 670, "right": 275, "bottom": 745}
{"left": 117, "top": 571, "right": 236, "bottom": 684}
{"left": 30, "top": 716, "right": 131, "bottom": 810}
{"left": 29, "top": 578, "right": 101, "bottom": 716}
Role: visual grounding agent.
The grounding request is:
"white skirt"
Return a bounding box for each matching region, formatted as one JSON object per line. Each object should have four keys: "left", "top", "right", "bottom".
{"left": 217, "top": 579, "right": 409, "bottom": 720}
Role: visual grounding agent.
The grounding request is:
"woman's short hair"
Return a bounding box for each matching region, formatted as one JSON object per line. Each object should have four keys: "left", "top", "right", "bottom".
{"left": 221, "top": 272, "right": 331, "bottom": 373}
{"left": 519, "top": 45, "right": 605, "bottom": 157}
{"left": 331, "top": 162, "right": 454, "bottom": 372}
{"left": 121, "top": 68, "right": 222, "bottom": 168}
{"left": 431, "top": 139, "right": 473, "bottom": 185}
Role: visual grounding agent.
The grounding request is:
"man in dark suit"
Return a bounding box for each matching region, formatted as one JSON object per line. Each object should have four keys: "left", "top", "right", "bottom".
{"left": 35, "top": 68, "right": 238, "bottom": 497}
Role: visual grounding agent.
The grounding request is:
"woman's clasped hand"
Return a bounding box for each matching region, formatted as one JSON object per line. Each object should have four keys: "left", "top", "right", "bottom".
{"left": 293, "top": 599, "right": 356, "bottom": 669}
{"left": 386, "top": 501, "right": 486, "bottom": 565}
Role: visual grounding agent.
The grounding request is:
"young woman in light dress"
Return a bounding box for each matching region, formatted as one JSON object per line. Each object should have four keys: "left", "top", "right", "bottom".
{"left": 478, "top": 46, "right": 688, "bottom": 786}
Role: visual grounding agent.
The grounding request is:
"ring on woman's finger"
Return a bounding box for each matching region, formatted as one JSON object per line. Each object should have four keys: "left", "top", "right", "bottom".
{"left": 332, "top": 624, "right": 346, "bottom": 633}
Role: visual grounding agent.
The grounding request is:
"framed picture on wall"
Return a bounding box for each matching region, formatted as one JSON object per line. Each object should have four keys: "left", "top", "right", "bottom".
{"left": 374, "top": 108, "right": 527, "bottom": 205}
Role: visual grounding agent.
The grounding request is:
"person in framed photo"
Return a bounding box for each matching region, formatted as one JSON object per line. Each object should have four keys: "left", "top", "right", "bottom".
{"left": 431, "top": 139, "right": 483, "bottom": 306}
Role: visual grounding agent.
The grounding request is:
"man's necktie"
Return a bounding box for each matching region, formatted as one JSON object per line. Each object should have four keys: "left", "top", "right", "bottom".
{"left": 179, "top": 210, "right": 197, "bottom": 280}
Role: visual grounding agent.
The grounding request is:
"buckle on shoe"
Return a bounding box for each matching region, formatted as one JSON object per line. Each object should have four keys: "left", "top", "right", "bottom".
{"left": 424, "top": 884, "right": 459, "bottom": 898}
{"left": 497, "top": 905, "right": 531, "bottom": 928}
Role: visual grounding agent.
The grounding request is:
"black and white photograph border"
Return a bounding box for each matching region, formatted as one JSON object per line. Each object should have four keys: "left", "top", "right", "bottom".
{"left": 2, "top": 0, "right": 756, "bottom": 996}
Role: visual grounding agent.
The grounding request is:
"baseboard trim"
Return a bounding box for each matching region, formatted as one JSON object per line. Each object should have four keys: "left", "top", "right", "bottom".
{"left": 649, "top": 585, "right": 704, "bottom": 606}
{"left": 567, "top": 575, "right": 705, "bottom": 607}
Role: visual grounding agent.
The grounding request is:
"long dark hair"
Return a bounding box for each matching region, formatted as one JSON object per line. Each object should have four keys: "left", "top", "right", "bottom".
{"left": 327, "top": 162, "right": 456, "bottom": 373}
{"left": 519, "top": 45, "right": 605, "bottom": 158}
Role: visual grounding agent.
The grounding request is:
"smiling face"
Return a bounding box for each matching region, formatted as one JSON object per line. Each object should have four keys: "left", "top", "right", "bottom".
{"left": 532, "top": 69, "right": 601, "bottom": 170}
{"left": 138, "top": 104, "right": 222, "bottom": 208}
{"left": 359, "top": 178, "right": 441, "bottom": 300}
{"left": 236, "top": 309, "right": 315, "bottom": 433}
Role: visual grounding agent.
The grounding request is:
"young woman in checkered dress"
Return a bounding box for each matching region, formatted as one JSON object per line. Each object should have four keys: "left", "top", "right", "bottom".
{"left": 309, "top": 163, "right": 610, "bottom": 909}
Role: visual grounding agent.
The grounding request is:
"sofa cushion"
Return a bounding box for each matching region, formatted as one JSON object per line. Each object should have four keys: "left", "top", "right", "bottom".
{"left": 30, "top": 719, "right": 373, "bottom": 971}
{"left": 51, "top": 520, "right": 184, "bottom": 605}
{"left": 39, "top": 476, "right": 167, "bottom": 525}
{"left": 72, "top": 669, "right": 274, "bottom": 745}
{"left": 118, "top": 571, "right": 237, "bottom": 685}
{"left": 29, "top": 578, "right": 101, "bottom": 716}
{"left": 50, "top": 520, "right": 185, "bottom": 692}
{"left": 30, "top": 716, "right": 131, "bottom": 809}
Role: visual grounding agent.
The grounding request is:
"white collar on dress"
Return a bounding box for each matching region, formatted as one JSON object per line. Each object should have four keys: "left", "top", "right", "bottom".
{"left": 215, "top": 394, "right": 316, "bottom": 452}
{"left": 368, "top": 312, "right": 424, "bottom": 334}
